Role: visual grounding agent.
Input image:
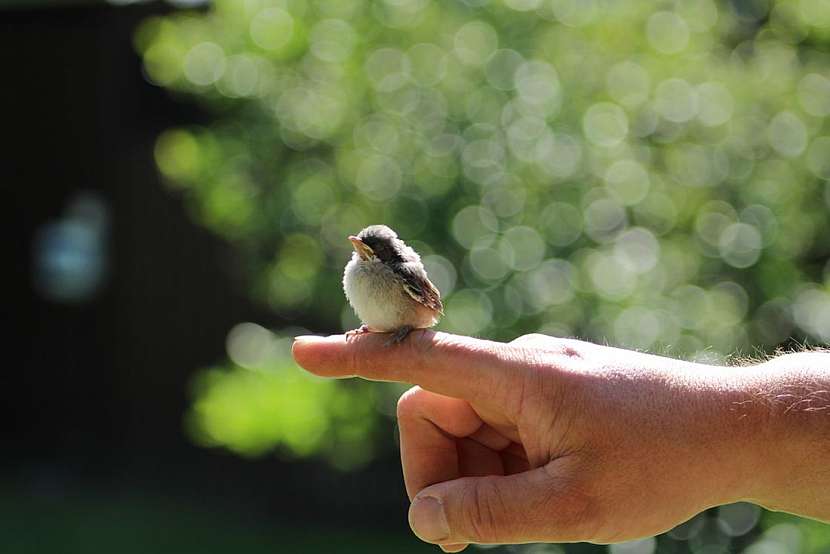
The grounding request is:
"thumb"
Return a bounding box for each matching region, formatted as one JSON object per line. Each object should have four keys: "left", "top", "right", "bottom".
{"left": 408, "top": 460, "right": 584, "bottom": 546}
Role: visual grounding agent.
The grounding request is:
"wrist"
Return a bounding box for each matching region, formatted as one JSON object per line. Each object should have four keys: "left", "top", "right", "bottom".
{"left": 719, "top": 353, "right": 830, "bottom": 519}
{"left": 677, "top": 363, "right": 776, "bottom": 509}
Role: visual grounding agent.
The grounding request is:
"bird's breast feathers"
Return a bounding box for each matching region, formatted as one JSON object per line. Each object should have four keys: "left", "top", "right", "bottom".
{"left": 343, "top": 257, "right": 439, "bottom": 332}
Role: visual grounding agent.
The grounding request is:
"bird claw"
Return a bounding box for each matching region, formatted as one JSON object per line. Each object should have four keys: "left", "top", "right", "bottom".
{"left": 346, "top": 324, "right": 371, "bottom": 337}
{"left": 384, "top": 325, "right": 414, "bottom": 347}
{"left": 346, "top": 324, "right": 414, "bottom": 346}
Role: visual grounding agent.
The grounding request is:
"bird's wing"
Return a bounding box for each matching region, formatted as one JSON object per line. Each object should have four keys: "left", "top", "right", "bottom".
{"left": 397, "top": 262, "right": 444, "bottom": 314}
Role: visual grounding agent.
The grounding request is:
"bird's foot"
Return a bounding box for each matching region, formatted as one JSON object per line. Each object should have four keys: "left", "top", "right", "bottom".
{"left": 346, "top": 324, "right": 372, "bottom": 337}
{"left": 384, "top": 325, "right": 414, "bottom": 347}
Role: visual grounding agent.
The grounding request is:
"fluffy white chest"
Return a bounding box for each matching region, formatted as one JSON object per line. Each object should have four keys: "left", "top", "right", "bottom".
{"left": 343, "top": 257, "right": 436, "bottom": 332}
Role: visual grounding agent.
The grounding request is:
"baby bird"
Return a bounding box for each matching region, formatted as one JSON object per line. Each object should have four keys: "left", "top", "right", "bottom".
{"left": 343, "top": 225, "right": 443, "bottom": 344}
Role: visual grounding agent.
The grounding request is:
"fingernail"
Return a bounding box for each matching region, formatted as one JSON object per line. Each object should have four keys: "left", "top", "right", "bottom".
{"left": 293, "top": 335, "right": 322, "bottom": 343}
{"left": 409, "top": 496, "right": 449, "bottom": 543}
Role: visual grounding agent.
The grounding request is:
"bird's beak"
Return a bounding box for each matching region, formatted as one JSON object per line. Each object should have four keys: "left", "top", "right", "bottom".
{"left": 348, "top": 235, "right": 374, "bottom": 260}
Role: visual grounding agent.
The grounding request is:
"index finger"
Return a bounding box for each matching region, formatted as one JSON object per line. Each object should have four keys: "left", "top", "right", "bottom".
{"left": 291, "top": 329, "right": 521, "bottom": 401}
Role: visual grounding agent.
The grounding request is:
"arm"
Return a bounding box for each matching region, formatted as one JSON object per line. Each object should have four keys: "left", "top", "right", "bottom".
{"left": 736, "top": 351, "right": 830, "bottom": 521}
{"left": 293, "top": 332, "right": 830, "bottom": 550}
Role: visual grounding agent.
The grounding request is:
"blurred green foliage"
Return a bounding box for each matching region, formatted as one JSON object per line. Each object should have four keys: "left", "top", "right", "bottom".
{"left": 134, "top": 0, "right": 830, "bottom": 549}
{"left": 139, "top": 0, "right": 830, "bottom": 355}
{"left": 184, "top": 325, "right": 399, "bottom": 469}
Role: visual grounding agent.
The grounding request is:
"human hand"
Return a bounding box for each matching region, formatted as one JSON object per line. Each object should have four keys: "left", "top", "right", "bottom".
{"left": 291, "top": 331, "right": 820, "bottom": 550}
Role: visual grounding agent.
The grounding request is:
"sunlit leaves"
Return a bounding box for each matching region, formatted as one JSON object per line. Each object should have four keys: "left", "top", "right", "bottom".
{"left": 188, "top": 327, "right": 378, "bottom": 470}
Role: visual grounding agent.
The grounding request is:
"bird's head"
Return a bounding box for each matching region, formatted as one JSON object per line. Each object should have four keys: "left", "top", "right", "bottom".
{"left": 348, "top": 225, "right": 403, "bottom": 263}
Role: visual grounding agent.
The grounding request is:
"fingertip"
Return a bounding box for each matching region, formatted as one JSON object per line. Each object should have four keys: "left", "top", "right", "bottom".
{"left": 440, "top": 544, "right": 468, "bottom": 553}
{"left": 293, "top": 332, "right": 405, "bottom": 379}
{"left": 291, "top": 335, "right": 338, "bottom": 373}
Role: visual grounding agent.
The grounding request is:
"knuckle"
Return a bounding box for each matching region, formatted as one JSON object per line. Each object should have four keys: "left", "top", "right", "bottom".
{"left": 510, "top": 333, "right": 549, "bottom": 346}
{"left": 346, "top": 344, "right": 362, "bottom": 376}
{"left": 504, "top": 338, "right": 583, "bottom": 372}
{"left": 399, "top": 330, "right": 442, "bottom": 377}
{"left": 408, "top": 329, "right": 439, "bottom": 357}
{"left": 396, "top": 386, "right": 426, "bottom": 420}
{"left": 512, "top": 345, "right": 552, "bottom": 369}
{"left": 554, "top": 338, "right": 584, "bottom": 359}
{"left": 508, "top": 333, "right": 586, "bottom": 359}
{"left": 413, "top": 331, "right": 495, "bottom": 370}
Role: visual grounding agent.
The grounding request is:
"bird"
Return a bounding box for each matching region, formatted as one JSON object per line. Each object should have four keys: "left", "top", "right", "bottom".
{"left": 342, "top": 225, "right": 443, "bottom": 345}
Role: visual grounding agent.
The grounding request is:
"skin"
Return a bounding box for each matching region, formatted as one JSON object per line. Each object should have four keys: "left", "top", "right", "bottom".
{"left": 292, "top": 331, "right": 830, "bottom": 551}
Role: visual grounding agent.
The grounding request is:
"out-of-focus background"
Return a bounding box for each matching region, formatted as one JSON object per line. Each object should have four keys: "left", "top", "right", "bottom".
{"left": 4, "top": 0, "right": 830, "bottom": 552}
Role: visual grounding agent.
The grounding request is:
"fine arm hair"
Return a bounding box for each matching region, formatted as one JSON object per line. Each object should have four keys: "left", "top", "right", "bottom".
{"left": 733, "top": 347, "right": 830, "bottom": 417}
